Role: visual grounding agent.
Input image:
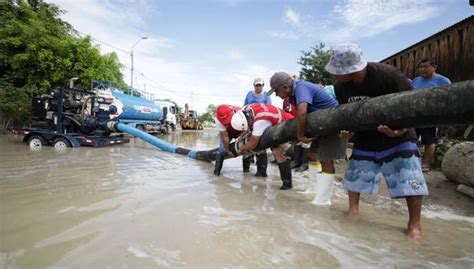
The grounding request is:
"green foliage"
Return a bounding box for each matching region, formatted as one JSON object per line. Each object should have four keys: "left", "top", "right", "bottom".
{"left": 298, "top": 42, "right": 332, "bottom": 85}
{"left": 0, "top": 0, "right": 126, "bottom": 126}
{"left": 432, "top": 138, "right": 460, "bottom": 169}
{"left": 199, "top": 104, "right": 217, "bottom": 124}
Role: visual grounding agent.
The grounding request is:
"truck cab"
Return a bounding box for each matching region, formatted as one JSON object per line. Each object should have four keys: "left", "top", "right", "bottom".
{"left": 154, "top": 100, "right": 177, "bottom": 134}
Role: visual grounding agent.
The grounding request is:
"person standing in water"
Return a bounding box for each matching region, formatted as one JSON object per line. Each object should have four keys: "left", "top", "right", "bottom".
{"left": 231, "top": 103, "right": 294, "bottom": 190}
{"left": 326, "top": 43, "right": 428, "bottom": 239}
{"left": 242, "top": 78, "right": 272, "bottom": 177}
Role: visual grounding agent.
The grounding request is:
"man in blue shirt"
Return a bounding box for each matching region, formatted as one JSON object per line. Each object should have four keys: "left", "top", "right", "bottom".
{"left": 242, "top": 77, "right": 271, "bottom": 177}
{"left": 412, "top": 58, "right": 451, "bottom": 172}
{"left": 243, "top": 77, "right": 272, "bottom": 105}
{"left": 268, "top": 72, "right": 347, "bottom": 205}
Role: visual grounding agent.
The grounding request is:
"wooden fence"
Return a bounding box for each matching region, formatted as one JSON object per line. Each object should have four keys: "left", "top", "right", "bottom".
{"left": 381, "top": 15, "right": 474, "bottom": 82}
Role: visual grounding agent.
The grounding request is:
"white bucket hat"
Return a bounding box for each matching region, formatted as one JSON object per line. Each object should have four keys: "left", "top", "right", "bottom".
{"left": 325, "top": 43, "right": 367, "bottom": 75}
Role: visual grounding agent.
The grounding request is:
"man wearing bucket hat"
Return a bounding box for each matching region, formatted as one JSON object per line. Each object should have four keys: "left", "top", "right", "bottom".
{"left": 268, "top": 72, "right": 347, "bottom": 205}
{"left": 213, "top": 104, "right": 242, "bottom": 176}
{"left": 326, "top": 43, "right": 428, "bottom": 239}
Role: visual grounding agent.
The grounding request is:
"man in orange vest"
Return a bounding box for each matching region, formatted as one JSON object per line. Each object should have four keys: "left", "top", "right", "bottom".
{"left": 214, "top": 104, "right": 242, "bottom": 176}
{"left": 231, "top": 103, "right": 295, "bottom": 190}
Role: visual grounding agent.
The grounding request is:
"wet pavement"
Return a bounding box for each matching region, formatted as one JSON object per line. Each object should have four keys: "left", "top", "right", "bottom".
{"left": 0, "top": 131, "right": 473, "bottom": 268}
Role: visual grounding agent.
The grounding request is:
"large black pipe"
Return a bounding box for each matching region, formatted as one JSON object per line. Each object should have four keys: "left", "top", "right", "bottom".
{"left": 196, "top": 80, "right": 474, "bottom": 162}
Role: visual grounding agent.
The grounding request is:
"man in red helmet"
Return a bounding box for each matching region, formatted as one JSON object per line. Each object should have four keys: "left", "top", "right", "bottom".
{"left": 231, "top": 103, "right": 295, "bottom": 190}
{"left": 214, "top": 104, "right": 242, "bottom": 176}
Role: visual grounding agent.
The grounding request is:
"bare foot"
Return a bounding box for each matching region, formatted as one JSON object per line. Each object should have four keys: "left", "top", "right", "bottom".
{"left": 344, "top": 209, "right": 359, "bottom": 220}
{"left": 406, "top": 225, "right": 424, "bottom": 240}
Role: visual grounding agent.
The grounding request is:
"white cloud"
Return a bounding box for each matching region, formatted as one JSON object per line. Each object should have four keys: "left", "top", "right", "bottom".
{"left": 273, "top": 0, "right": 442, "bottom": 43}
{"left": 46, "top": 0, "right": 277, "bottom": 113}
{"left": 227, "top": 50, "right": 245, "bottom": 61}
{"left": 285, "top": 9, "right": 300, "bottom": 26}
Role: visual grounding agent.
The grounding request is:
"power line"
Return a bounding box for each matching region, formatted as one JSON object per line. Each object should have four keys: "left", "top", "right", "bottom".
{"left": 74, "top": 30, "right": 129, "bottom": 54}
{"left": 74, "top": 31, "right": 248, "bottom": 99}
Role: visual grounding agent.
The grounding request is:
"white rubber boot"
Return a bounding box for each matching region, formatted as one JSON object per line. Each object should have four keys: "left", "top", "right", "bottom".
{"left": 298, "top": 161, "right": 321, "bottom": 194}
{"left": 311, "top": 173, "right": 335, "bottom": 206}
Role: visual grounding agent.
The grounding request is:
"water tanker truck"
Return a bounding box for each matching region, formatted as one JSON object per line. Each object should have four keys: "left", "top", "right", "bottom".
{"left": 94, "top": 82, "right": 165, "bottom": 133}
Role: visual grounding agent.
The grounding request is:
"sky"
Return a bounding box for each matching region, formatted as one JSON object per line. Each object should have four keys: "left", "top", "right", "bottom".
{"left": 47, "top": 0, "right": 473, "bottom": 113}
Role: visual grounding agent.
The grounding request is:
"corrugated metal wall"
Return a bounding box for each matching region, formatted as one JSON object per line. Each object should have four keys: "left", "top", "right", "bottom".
{"left": 382, "top": 16, "right": 474, "bottom": 82}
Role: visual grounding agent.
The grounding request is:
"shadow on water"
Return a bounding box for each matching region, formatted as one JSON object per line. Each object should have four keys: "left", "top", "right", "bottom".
{"left": 0, "top": 132, "right": 473, "bottom": 268}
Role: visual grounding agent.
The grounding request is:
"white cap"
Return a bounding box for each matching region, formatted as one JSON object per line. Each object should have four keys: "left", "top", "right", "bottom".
{"left": 253, "top": 77, "right": 264, "bottom": 86}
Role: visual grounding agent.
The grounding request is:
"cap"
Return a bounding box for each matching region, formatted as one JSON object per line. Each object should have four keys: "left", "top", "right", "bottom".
{"left": 253, "top": 77, "right": 264, "bottom": 86}
{"left": 268, "top": 72, "right": 293, "bottom": 95}
{"left": 216, "top": 105, "right": 239, "bottom": 125}
{"left": 324, "top": 43, "right": 367, "bottom": 75}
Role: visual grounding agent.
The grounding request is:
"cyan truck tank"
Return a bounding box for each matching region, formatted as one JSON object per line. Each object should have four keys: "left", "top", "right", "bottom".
{"left": 97, "top": 87, "right": 163, "bottom": 132}
{"left": 111, "top": 91, "right": 163, "bottom": 123}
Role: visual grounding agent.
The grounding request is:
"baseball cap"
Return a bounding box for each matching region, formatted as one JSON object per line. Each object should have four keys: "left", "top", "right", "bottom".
{"left": 253, "top": 77, "right": 264, "bottom": 86}
{"left": 267, "top": 72, "right": 293, "bottom": 95}
{"left": 216, "top": 105, "right": 239, "bottom": 125}
{"left": 325, "top": 43, "right": 367, "bottom": 75}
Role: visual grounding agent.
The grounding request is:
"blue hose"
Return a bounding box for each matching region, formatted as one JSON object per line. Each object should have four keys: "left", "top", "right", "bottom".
{"left": 116, "top": 123, "right": 177, "bottom": 154}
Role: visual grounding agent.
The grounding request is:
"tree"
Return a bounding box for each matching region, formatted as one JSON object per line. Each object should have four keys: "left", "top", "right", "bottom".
{"left": 0, "top": 0, "right": 126, "bottom": 128}
{"left": 298, "top": 42, "right": 332, "bottom": 85}
{"left": 199, "top": 104, "right": 217, "bottom": 124}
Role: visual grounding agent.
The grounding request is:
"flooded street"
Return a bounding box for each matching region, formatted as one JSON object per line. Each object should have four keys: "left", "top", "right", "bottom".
{"left": 0, "top": 131, "right": 473, "bottom": 268}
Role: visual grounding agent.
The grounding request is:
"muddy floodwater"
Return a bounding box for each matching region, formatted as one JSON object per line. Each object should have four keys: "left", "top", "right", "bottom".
{"left": 0, "top": 131, "right": 473, "bottom": 268}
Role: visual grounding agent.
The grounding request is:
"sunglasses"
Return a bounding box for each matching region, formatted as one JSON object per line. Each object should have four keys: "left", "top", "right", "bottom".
{"left": 254, "top": 84, "right": 263, "bottom": 87}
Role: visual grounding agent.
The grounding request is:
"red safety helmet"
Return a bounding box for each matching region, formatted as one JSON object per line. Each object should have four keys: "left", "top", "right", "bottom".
{"left": 216, "top": 105, "right": 240, "bottom": 125}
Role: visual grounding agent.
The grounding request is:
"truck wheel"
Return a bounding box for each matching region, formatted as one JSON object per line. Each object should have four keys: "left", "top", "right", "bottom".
{"left": 171, "top": 125, "right": 176, "bottom": 132}
{"left": 27, "top": 135, "right": 46, "bottom": 151}
{"left": 163, "top": 125, "right": 170, "bottom": 135}
{"left": 53, "top": 137, "right": 71, "bottom": 151}
{"left": 136, "top": 125, "right": 145, "bottom": 132}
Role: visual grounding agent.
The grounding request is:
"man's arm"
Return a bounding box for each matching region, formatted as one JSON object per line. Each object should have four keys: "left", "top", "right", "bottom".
{"left": 296, "top": 102, "right": 312, "bottom": 143}
{"left": 238, "top": 135, "right": 260, "bottom": 153}
{"left": 219, "top": 131, "right": 233, "bottom": 156}
{"left": 237, "top": 120, "right": 271, "bottom": 154}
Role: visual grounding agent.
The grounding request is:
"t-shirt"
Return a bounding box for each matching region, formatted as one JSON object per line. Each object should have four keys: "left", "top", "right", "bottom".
{"left": 244, "top": 91, "right": 272, "bottom": 105}
{"left": 291, "top": 80, "right": 338, "bottom": 113}
{"left": 412, "top": 74, "right": 451, "bottom": 90}
{"left": 324, "top": 85, "right": 337, "bottom": 99}
{"left": 214, "top": 117, "right": 226, "bottom": 131}
{"left": 251, "top": 120, "right": 273, "bottom": 136}
{"left": 335, "top": 62, "right": 417, "bottom": 151}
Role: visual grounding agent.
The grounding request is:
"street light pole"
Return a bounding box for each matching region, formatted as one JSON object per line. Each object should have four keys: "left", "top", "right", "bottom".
{"left": 141, "top": 73, "right": 146, "bottom": 92}
{"left": 130, "top": 36, "right": 148, "bottom": 92}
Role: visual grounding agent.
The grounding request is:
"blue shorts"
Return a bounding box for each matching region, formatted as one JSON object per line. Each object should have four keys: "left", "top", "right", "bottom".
{"left": 344, "top": 141, "right": 429, "bottom": 198}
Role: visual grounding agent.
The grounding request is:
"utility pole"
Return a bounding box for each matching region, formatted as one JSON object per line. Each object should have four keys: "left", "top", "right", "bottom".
{"left": 130, "top": 36, "right": 147, "bottom": 92}
{"left": 141, "top": 73, "right": 146, "bottom": 92}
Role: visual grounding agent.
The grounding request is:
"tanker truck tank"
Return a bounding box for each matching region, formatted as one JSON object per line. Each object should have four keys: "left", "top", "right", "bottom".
{"left": 96, "top": 85, "right": 163, "bottom": 133}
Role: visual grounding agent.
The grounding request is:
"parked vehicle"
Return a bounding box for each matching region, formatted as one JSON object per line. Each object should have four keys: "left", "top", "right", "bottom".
{"left": 93, "top": 81, "right": 164, "bottom": 133}
{"left": 19, "top": 86, "right": 129, "bottom": 150}
{"left": 180, "top": 110, "right": 203, "bottom": 130}
{"left": 154, "top": 100, "right": 177, "bottom": 134}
